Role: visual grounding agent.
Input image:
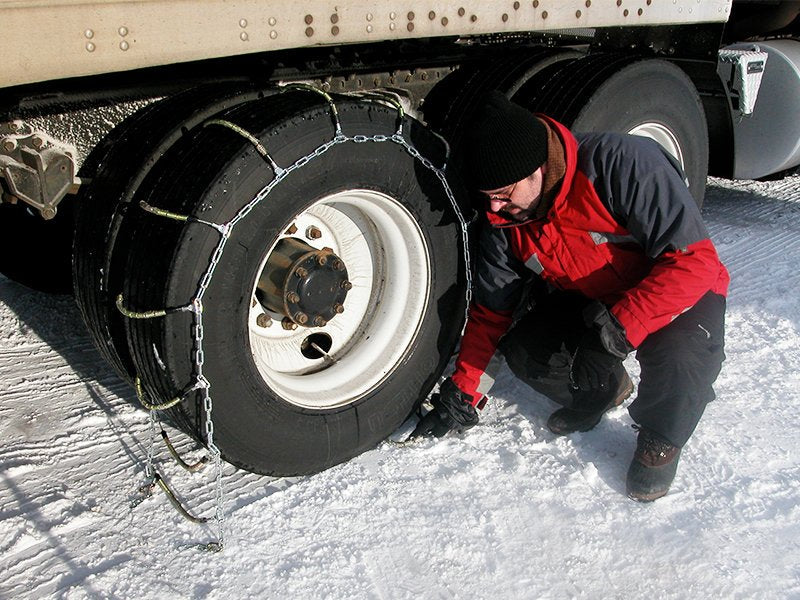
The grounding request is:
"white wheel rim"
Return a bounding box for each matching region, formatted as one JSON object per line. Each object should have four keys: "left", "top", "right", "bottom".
{"left": 247, "top": 190, "right": 431, "bottom": 409}
{"left": 628, "top": 122, "right": 685, "bottom": 171}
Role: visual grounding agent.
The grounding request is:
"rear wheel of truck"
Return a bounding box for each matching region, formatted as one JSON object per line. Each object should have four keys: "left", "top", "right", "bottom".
{"left": 570, "top": 59, "right": 709, "bottom": 205}
{"left": 516, "top": 56, "right": 709, "bottom": 204}
{"left": 122, "top": 92, "right": 467, "bottom": 475}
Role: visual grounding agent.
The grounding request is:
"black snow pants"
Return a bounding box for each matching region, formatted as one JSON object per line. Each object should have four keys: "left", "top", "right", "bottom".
{"left": 498, "top": 289, "right": 726, "bottom": 447}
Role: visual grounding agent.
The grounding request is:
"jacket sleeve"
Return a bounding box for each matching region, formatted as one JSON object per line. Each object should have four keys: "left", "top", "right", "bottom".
{"left": 451, "top": 303, "right": 514, "bottom": 406}
{"left": 588, "top": 134, "right": 728, "bottom": 347}
{"left": 451, "top": 223, "right": 525, "bottom": 406}
{"left": 611, "top": 238, "right": 725, "bottom": 347}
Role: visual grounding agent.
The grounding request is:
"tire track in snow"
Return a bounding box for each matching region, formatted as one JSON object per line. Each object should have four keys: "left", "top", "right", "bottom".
{"left": 706, "top": 176, "right": 800, "bottom": 308}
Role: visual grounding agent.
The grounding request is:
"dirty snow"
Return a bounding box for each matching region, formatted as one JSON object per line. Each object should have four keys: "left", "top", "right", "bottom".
{"left": 1, "top": 176, "right": 799, "bottom": 599}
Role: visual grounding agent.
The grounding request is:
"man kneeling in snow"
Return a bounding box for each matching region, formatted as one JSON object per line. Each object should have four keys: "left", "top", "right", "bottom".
{"left": 413, "top": 92, "right": 728, "bottom": 502}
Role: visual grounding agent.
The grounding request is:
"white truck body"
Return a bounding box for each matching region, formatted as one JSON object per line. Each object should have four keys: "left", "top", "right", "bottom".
{"left": 2, "top": 0, "right": 731, "bottom": 87}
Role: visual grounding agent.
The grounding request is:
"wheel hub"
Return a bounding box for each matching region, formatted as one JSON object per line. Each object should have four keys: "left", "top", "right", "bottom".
{"left": 247, "top": 190, "right": 431, "bottom": 410}
{"left": 628, "top": 122, "right": 685, "bottom": 170}
{"left": 257, "top": 237, "right": 350, "bottom": 327}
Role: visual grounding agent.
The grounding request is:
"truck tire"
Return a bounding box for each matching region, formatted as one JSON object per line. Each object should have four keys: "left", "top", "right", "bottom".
{"left": 424, "top": 48, "right": 579, "bottom": 165}
{"left": 122, "top": 92, "right": 466, "bottom": 475}
{"left": 72, "top": 82, "right": 269, "bottom": 381}
{"left": 515, "top": 56, "right": 709, "bottom": 205}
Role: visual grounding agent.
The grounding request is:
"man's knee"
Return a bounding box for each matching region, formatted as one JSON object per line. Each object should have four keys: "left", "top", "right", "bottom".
{"left": 636, "top": 308, "right": 725, "bottom": 408}
{"left": 637, "top": 292, "right": 726, "bottom": 376}
{"left": 631, "top": 292, "right": 726, "bottom": 446}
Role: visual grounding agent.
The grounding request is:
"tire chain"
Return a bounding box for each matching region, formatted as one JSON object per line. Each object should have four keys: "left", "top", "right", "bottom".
{"left": 120, "top": 83, "right": 472, "bottom": 552}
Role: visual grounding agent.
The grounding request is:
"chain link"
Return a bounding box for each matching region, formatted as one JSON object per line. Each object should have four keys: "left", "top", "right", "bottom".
{"left": 393, "top": 136, "right": 473, "bottom": 325}
{"left": 125, "top": 86, "right": 472, "bottom": 550}
{"left": 191, "top": 297, "right": 225, "bottom": 546}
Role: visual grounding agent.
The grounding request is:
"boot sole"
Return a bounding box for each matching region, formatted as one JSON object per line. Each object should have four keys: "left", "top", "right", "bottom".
{"left": 627, "top": 488, "right": 669, "bottom": 502}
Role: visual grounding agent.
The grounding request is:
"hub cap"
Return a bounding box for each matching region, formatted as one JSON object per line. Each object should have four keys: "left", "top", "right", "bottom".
{"left": 257, "top": 238, "right": 350, "bottom": 328}
{"left": 248, "top": 189, "right": 431, "bottom": 409}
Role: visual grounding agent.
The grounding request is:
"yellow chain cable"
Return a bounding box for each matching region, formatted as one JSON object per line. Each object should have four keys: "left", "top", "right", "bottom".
{"left": 134, "top": 377, "right": 184, "bottom": 411}
{"left": 139, "top": 200, "right": 189, "bottom": 222}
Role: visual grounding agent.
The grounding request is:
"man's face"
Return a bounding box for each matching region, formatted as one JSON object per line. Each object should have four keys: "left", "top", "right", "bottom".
{"left": 479, "top": 165, "right": 546, "bottom": 222}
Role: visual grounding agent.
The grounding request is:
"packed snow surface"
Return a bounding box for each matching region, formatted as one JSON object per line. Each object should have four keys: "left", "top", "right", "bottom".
{"left": 1, "top": 176, "right": 799, "bottom": 599}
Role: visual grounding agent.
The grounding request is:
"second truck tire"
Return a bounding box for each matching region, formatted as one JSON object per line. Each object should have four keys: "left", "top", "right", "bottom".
{"left": 516, "top": 56, "right": 709, "bottom": 205}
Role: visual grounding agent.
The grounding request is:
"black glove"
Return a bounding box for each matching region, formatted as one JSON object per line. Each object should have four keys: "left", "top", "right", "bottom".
{"left": 571, "top": 329, "right": 620, "bottom": 391}
{"left": 570, "top": 301, "right": 633, "bottom": 391}
{"left": 411, "top": 378, "right": 479, "bottom": 438}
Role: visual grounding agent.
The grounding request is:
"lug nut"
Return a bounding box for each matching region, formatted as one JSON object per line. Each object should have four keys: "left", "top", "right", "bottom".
{"left": 333, "top": 259, "right": 345, "bottom": 271}
{"left": 306, "top": 226, "right": 322, "bottom": 240}
{"left": 333, "top": 303, "right": 345, "bottom": 314}
{"left": 256, "top": 313, "right": 273, "bottom": 328}
{"left": 285, "top": 223, "right": 298, "bottom": 235}
{"left": 2, "top": 138, "right": 16, "bottom": 153}
{"left": 313, "top": 316, "right": 327, "bottom": 327}
{"left": 286, "top": 291, "right": 301, "bottom": 304}
{"left": 31, "top": 135, "right": 45, "bottom": 149}
{"left": 317, "top": 254, "right": 328, "bottom": 266}
{"left": 341, "top": 280, "right": 353, "bottom": 291}
{"left": 294, "top": 312, "right": 309, "bottom": 325}
{"left": 281, "top": 317, "right": 298, "bottom": 331}
{"left": 295, "top": 267, "right": 308, "bottom": 278}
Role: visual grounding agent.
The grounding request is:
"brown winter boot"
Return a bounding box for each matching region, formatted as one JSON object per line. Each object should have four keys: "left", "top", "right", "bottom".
{"left": 626, "top": 426, "right": 681, "bottom": 502}
{"left": 547, "top": 369, "right": 633, "bottom": 435}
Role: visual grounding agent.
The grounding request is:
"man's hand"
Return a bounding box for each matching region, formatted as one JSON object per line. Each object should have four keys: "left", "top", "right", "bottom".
{"left": 571, "top": 301, "right": 633, "bottom": 391}
{"left": 411, "top": 379, "right": 479, "bottom": 438}
{"left": 570, "top": 329, "right": 619, "bottom": 390}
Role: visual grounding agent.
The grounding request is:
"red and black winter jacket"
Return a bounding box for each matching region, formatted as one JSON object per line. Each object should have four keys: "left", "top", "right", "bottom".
{"left": 451, "top": 117, "right": 730, "bottom": 407}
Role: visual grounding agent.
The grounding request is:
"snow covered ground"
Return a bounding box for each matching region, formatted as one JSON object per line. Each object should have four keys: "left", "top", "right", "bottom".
{"left": 1, "top": 175, "right": 799, "bottom": 599}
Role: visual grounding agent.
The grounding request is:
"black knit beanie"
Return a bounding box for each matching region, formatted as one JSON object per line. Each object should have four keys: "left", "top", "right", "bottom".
{"left": 466, "top": 91, "right": 548, "bottom": 191}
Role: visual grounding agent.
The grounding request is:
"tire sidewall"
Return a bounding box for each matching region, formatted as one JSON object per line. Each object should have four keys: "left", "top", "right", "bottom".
{"left": 572, "top": 60, "right": 708, "bottom": 204}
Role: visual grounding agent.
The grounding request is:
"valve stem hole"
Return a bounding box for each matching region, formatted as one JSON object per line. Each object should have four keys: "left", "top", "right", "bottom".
{"left": 301, "top": 333, "right": 334, "bottom": 360}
